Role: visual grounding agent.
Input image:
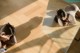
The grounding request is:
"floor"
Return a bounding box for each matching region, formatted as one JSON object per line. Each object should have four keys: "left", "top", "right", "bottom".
{"left": 43, "top": 0, "right": 80, "bottom": 53}
{"left": 0, "top": 0, "right": 80, "bottom": 53}
{"left": 0, "top": 0, "right": 61, "bottom": 53}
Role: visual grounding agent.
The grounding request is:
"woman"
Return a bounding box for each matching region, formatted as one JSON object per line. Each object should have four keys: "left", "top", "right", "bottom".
{"left": 0, "top": 23, "right": 17, "bottom": 53}
{"left": 65, "top": 4, "right": 80, "bottom": 24}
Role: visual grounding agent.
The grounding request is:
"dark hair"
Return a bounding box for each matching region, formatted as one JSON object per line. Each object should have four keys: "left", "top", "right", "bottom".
{"left": 54, "top": 9, "right": 69, "bottom": 26}
{"left": 75, "top": 11, "right": 80, "bottom": 19}
{"left": 54, "top": 9, "right": 66, "bottom": 22}
{"left": 57, "top": 9, "right": 65, "bottom": 17}
{"left": 1, "top": 23, "right": 15, "bottom": 36}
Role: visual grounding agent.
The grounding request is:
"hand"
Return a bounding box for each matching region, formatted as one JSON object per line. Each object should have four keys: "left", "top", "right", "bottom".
{"left": 0, "top": 35, "right": 10, "bottom": 42}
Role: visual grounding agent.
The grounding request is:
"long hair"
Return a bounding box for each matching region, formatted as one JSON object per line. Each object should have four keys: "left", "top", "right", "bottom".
{"left": 57, "top": 9, "right": 65, "bottom": 17}
{"left": 54, "top": 9, "right": 66, "bottom": 23}
{"left": 0, "top": 23, "right": 15, "bottom": 36}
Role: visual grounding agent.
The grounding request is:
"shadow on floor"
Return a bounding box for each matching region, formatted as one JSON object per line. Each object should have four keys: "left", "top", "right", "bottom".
{"left": 15, "top": 16, "right": 43, "bottom": 42}
{"left": 56, "top": 46, "right": 69, "bottom": 53}
{"left": 48, "top": 25, "right": 75, "bottom": 38}
{"left": 0, "top": 0, "right": 36, "bottom": 19}
{"left": 6, "top": 25, "right": 75, "bottom": 53}
{"left": 66, "top": 28, "right": 80, "bottom": 53}
{"left": 43, "top": 10, "right": 58, "bottom": 27}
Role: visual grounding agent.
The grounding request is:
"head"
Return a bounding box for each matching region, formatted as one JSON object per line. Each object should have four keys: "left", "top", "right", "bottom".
{"left": 0, "top": 23, "right": 14, "bottom": 42}
{"left": 75, "top": 11, "right": 80, "bottom": 19}
{"left": 57, "top": 9, "right": 65, "bottom": 18}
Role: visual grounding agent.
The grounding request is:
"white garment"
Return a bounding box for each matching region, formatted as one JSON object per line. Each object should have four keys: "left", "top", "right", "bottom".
{"left": 67, "top": 11, "right": 77, "bottom": 24}
{"left": 58, "top": 18, "right": 63, "bottom": 26}
{"left": 65, "top": 4, "right": 80, "bottom": 24}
